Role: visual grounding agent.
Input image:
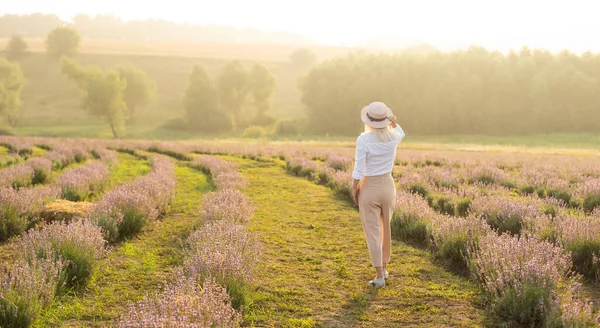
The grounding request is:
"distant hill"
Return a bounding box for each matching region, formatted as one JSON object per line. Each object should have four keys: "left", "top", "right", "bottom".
{"left": 0, "top": 13, "right": 315, "bottom": 45}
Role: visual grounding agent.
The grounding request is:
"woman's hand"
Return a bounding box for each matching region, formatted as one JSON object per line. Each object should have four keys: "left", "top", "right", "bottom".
{"left": 353, "top": 187, "right": 360, "bottom": 205}
{"left": 388, "top": 115, "right": 398, "bottom": 128}
{"left": 352, "top": 179, "right": 361, "bottom": 205}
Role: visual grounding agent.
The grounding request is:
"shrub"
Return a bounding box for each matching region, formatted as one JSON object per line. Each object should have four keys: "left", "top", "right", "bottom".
{"left": 0, "top": 186, "right": 60, "bottom": 241}
{"left": 115, "top": 277, "right": 241, "bottom": 327}
{"left": 0, "top": 163, "right": 34, "bottom": 188}
{"left": 557, "top": 216, "right": 600, "bottom": 280}
{"left": 58, "top": 162, "right": 109, "bottom": 201}
{"left": 201, "top": 189, "right": 254, "bottom": 223}
{"left": 431, "top": 215, "right": 491, "bottom": 268}
{"left": 391, "top": 214, "right": 430, "bottom": 245}
{"left": 468, "top": 233, "right": 573, "bottom": 327}
{"left": 519, "top": 185, "right": 535, "bottom": 195}
{"left": 90, "top": 188, "right": 156, "bottom": 243}
{"left": 471, "top": 165, "right": 509, "bottom": 185}
{"left": 456, "top": 198, "right": 472, "bottom": 217}
{"left": 582, "top": 179, "right": 600, "bottom": 213}
{"left": 184, "top": 220, "right": 259, "bottom": 309}
{"left": 17, "top": 220, "right": 106, "bottom": 291}
{"left": 427, "top": 195, "right": 455, "bottom": 216}
{"left": 546, "top": 189, "right": 572, "bottom": 205}
{"left": 408, "top": 183, "right": 428, "bottom": 197}
{"left": 470, "top": 195, "right": 540, "bottom": 235}
{"left": 29, "top": 157, "right": 53, "bottom": 185}
{"left": 392, "top": 191, "right": 435, "bottom": 244}
{"left": 0, "top": 257, "right": 63, "bottom": 328}
{"left": 326, "top": 155, "right": 352, "bottom": 172}
{"left": 243, "top": 125, "right": 269, "bottom": 139}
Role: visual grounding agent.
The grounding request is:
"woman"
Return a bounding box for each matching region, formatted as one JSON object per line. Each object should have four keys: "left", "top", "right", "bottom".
{"left": 352, "top": 101, "right": 405, "bottom": 288}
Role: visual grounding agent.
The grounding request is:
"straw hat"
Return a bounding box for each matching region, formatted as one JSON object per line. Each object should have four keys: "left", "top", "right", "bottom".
{"left": 361, "top": 102, "right": 394, "bottom": 129}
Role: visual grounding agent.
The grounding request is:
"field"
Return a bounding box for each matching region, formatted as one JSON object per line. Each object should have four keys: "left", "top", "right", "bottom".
{"left": 2, "top": 135, "right": 600, "bottom": 327}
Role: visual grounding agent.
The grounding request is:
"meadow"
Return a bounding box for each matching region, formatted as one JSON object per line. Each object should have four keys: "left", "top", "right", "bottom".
{"left": 1, "top": 135, "right": 600, "bottom": 327}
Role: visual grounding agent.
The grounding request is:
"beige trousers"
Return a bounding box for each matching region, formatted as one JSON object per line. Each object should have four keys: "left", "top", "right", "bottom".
{"left": 358, "top": 173, "right": 395, "bottom": 268}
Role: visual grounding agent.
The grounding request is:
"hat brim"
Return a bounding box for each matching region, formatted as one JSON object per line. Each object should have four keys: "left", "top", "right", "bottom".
{"left": 361, "top": 106, "right": 394, "bottom": 129}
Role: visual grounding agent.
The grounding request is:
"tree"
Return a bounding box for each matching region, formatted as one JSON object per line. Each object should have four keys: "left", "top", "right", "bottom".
{"left": 46, "top": 26, "right": 81, "bottom": 57}
{"left": 5, "top": 35, "right": 28, "bottom": 59}
{"left": 61, "top": 57, "right": 127, "bottom": 138}
{"left": 216, "top": 61, "right": 249, "bottom": 129}
{"left": 0, "top": 58, "right": 25, "bottom": 127}
{"left": 290, "top": 48, "right": 317, "bottom": 70}
{"left": 116, "top": 65, "right": 156, "bottom": 125}
{"left": 183, "top": 65, "right": 230, "bottom": 132}
{"left": 248, "top": 63, "right": 276, "bottom": 126}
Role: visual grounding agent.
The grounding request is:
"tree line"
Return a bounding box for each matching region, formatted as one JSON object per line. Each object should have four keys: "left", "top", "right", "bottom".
{"left": 300, "top": 47, "right": 600, "bottom": 135}
{"left": 0, "top": 13, "right": 312, "bottom": 44}
{"left": 1, "top": 27, "right": 279, "bottom": 138}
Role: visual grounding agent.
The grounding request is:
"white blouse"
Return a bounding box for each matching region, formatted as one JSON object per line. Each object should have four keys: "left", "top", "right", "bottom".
{"left": 352, "top": 125, "right": 406, "bottom": 180}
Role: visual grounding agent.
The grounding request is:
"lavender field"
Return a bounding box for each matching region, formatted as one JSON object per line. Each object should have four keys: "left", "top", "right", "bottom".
{"left": 1, "top": 135, "right": 600, "bottom": 327}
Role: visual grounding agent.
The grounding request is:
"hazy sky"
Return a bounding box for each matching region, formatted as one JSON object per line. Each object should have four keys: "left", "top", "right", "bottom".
{"left": 2, "top": 0, "right": 599, "bottom": 52}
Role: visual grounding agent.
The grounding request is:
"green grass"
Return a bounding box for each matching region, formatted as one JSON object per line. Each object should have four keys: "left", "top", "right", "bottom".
{"left": 239, "top": 159, "right": 485, "bottom": 327}
{"left": 33, "top": 163, "right": 212, "bottom": 327}
{"left": 107, "top": 152, "right": 151, "bottom": 187}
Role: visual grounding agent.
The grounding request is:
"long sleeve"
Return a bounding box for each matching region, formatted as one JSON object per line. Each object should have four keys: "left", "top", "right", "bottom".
{"left": 393, "top": 124, "right": 406, "bottom": 141}
{"left": 352, "top": 137, "right": 367, "bottom": 180}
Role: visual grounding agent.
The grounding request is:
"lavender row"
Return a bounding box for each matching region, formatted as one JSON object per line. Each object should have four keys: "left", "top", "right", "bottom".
{"left": 117, "top": 156, "right": 253, "bottom": 326}
{"left": 1, "top": 219, "right": 106, "bottom": 327}
{"left": 0, "top": 146, "right": 117, "bottom": 189}
{"left": 57, "top": 161, "right": 110, "bottom": 201}
{"left": 89, "top": 155, "right": 176, "bottom": 243}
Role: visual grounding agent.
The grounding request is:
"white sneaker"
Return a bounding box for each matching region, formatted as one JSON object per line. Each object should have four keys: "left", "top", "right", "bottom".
{"left": 383, "top": 269, "right": 389, "bottom": 279}
{"left": 369, "top": 277, "right": 385, "bottom": 288}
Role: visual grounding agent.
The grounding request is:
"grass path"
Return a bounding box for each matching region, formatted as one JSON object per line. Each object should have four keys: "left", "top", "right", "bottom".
{"left": 34, "top": 163, "right": 212, "bottom": 327}
{"left": 240, "top": 159, "right": 486, "bottom": 327}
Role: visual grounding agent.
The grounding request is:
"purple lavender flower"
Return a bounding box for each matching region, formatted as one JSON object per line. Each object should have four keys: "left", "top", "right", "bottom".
{"left": 0, "top": 186, "right": 60, "bottom": 240}
{"left": 57, "top": 162, "right": 109, "bottom": 201}
{"left": 184, "top": 220, "right": 259, "bottom": 282}
{"left": 201, "top": 189, "right": 254, "bottom": 223}
{"left": 0, "top": 256, "right": 64, "bottom": 326}
{"left": 115, "top": 277, "right": 241, "bottom": 327}
{"left": 16, "top": 219, "right": 106, "bottom": 289}
{"left": 0, "top": 162, "right": 34, "bottom": 188}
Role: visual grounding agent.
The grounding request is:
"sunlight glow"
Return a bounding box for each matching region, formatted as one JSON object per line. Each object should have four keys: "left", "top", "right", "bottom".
{"left": 2, "top": 0, "right": 599, "bottom": 52}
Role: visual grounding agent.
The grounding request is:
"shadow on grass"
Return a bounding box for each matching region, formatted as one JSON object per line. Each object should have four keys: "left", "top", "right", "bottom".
{"left": 329, "top": 287, "right": 380, "bottom": 327}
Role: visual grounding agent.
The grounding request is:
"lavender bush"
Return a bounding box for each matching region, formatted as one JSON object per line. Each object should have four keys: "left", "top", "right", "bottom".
{"left": 430, "top": 214, "right": 492, "bottom": 267}
{"left": 392, "top": 191, "right": 437, "bottom": 244}
{"left": 469, "top": 195, "right": 541, "bottom": 235}
{"left": 58, "top": 162, "right": 109, "bottom": 201}
{"left": 469, "top": 233, "right": 573, "bottom": 326}
{"left": 115, "top": 277, "right": 241, "bottom": 328}
{"left": 557, "top": 215, "right": 600, "bottom": 280}
{"left": 184, "top": 220, "right": 259, "bottom": 282}
{"left": 16, "top": 219, "right": 106, "bottom": 291}
{"left": 0, "top": 257, "right": 63, "bottom": 327}
{"left": 0, "top": 163, "right": 34, "bottom": 188}
{"left": 89, "top": 186, "right": 157, "bottom": 243}
{"left": 28, "top": 157, "right": 53, "bottom": 185}
{"left": 0, "top": 186, "right": 60, "bottom": 241}
{"left": 326, "top": 155, "right": 352, "bottom": 172}
{"left": 582, "top": 178, "right": 600, "bottom": 213}
{"left": 470, "top": 164, "right": 511, "bottom": 186}
{"left": 201, "top": 189, "right": 254, "bottom": 223}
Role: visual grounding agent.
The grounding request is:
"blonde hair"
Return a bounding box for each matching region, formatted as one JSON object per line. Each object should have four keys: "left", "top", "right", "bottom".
{"left": 364, "top": 124, "right": 395, "bottom": 142}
